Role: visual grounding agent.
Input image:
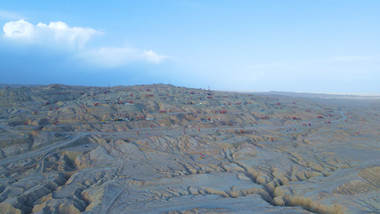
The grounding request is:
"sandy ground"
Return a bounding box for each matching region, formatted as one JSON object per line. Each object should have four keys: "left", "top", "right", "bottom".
{"left": 0, "top": 84, "right": 379, "bottom": 214}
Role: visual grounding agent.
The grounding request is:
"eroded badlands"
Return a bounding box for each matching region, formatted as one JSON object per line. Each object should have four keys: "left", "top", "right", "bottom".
{"left": 0, "top": 84, "right": 379, "bottom": 213}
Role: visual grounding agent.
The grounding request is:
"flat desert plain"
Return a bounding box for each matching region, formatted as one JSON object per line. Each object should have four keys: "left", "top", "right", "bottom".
{"left": 0, "top": 84, "right": 379, "bottom": 214}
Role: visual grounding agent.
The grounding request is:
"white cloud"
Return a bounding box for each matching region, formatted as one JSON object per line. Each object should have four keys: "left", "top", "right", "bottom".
{"left": 143, "top": 50, "right": 168, "bottom": 63}
{"left": 3, "top": 19, "right": 34, "bottom": 39}
{"left": 78, "top": 47, "right": 168, "bottom": 68}
{"left": 2, "top": 19, "right": 168, "bottom": 66}
{"left": 79, "top": 47, "right": 139, "bottom": 67}
{"left": 3, "top": 19, "right": 101, "bottom": 49}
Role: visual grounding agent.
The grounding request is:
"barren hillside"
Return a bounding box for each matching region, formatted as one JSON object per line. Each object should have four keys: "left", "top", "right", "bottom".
{"left": 0, "top": 84, "right": 379, "bottom": 214}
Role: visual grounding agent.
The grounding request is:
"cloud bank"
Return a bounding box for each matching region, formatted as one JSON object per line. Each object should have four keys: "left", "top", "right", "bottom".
{"left": 79, "top": 47, "right": 167, "bottom": 68}
{"left": 2, "top": 19, "right": 167, "bottom": 66}
{"left": 3, "top": 19, "right": 101, "bottom": 49}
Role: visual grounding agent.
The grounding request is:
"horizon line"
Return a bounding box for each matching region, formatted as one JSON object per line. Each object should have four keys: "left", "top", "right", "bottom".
{"left": 1, "top": 82, "right": 380, "bottom": 97}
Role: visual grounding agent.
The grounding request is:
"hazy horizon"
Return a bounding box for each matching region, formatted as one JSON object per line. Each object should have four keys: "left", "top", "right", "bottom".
{"left": 2, "top": 82, "right": 380, "bottom": 97}
{"left": 1, "top": 1, "right": 379, "bottom": 93}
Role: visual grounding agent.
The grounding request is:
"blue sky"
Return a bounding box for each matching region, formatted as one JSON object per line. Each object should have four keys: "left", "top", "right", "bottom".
{"left": 1, "top": 0, "right": 379, "bottom": 93}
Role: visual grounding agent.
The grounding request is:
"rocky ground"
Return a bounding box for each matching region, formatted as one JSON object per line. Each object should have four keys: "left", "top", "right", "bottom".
{"left": 0, "top": 84, "right": 379, "bottom": 214}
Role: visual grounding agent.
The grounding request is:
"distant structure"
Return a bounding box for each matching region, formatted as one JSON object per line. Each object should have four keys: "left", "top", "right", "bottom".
{"left": 207, "top": 85, "right": 213, "bottom": 96}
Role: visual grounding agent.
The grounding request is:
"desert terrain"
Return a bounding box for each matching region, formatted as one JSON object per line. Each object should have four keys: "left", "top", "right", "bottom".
{"left": 0, "top": 84, "right": 379, "bottom": 214}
